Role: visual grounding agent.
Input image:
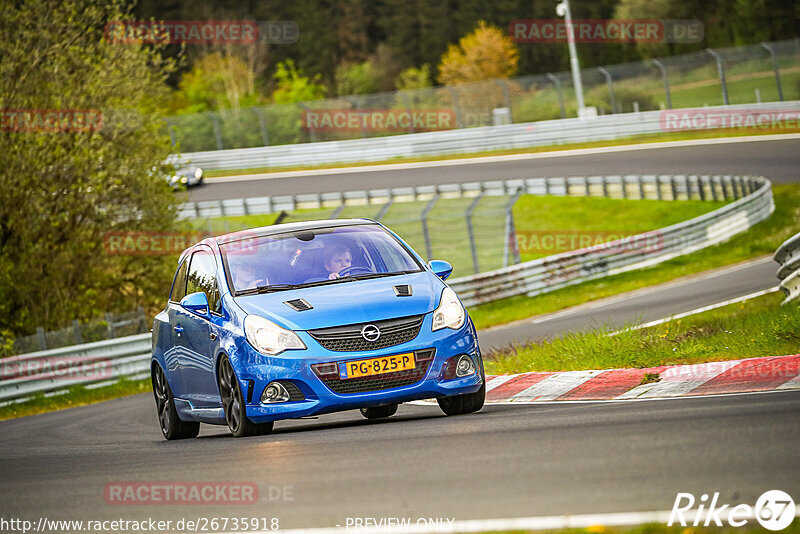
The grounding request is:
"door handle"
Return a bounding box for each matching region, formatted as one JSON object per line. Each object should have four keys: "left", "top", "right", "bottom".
{"left": 174, "top": 325, "right": 184, "bottom": 337}
{"left": 209, "top": 332, "right": 217, "bottom": 341}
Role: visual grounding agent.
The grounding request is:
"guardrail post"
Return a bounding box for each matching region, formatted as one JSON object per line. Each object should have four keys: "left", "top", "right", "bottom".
{"left": 710, "top": 176, "right": 720, "bottom": 202}
{"left": 420, "top": 194, "right": 439, "bottom": 261}
{"left": 601, "top": 176, "right": 608, "bottom": 197}
{"left": 698, "top": 176, "right": 707, "bottom": 201}
{"left": 503, "top": 187, "right": 524, "bottom": 267}
{"left": 375, "top": 198, "right": 393, "bottom": 221}
{"left": 105, "top": 313, "right": 115, "bottom": 338}
{"left": 546, "top": 74, "right": 566, "bottom": 119}
{"left": 255, "top": 107, "right": 270, "bottom": 146}
{"left": 597, "top": 67, "right": 617, "bottom": 114}
{"left": 760, "top": 42, "right": 784, "bottom": 101}
{"left": 651, "top": 60, "right": 672, "bottom": 109}
{"left": 466, "top": 193, "right": 483, "bottom": 274}
{"left": 706, "top": 49, "right": 729, "bottom": 105}
{"left": 670, "top": 176, "right": 678, "bottom": 200}
{"left": 637, "top": 175, "right": 645, "bottom": 199}
{"left": 721, "top": 176, "right": 730, "bottom": 200}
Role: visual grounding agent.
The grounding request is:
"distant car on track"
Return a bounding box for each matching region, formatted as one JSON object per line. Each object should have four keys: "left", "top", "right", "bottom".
{"left": 165, "top": 164, "right": 204, "bottom": 189}
{"left": 151, "top": 219, "right": 485, "bottom": 439}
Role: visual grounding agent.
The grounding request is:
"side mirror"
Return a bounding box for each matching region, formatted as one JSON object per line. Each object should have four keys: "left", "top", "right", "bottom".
{"left": 181, "top": 292, "right": 210, "bottom": 318}
{"left": 428, "top": 260, "right": 453, "bottom": 281}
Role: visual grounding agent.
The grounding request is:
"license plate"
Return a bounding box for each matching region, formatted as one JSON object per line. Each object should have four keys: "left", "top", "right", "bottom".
{"left": 339, "top": 353, "right": 415, "bottom": 379}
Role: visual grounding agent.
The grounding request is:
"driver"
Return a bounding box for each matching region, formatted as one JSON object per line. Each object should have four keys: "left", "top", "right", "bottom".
{"left": 233, "top": 260, "right": 268, "bottom": 290}
{"left": 324, "top": 245, "right": 352, "bottom": 280}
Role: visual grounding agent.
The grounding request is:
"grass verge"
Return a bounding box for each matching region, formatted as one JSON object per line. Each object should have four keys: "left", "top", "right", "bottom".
{"left": 205, "top": 128, "right": 800, "bottom": 178}
{"left": 0, "top": 377, "right": 151, "bottom": 421}
{"left": 470, "top": 185, "right": 800, "bottom": 330}
{"left": 484, "top": 292, "right": 799, "bottom": 375}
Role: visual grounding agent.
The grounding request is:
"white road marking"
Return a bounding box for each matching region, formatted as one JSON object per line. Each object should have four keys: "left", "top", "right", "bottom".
{"left": 219, "top": 506, "right": 800, "bottom": 534}
{"left": 208, "top": 133, "right": 800, "bottom": 183}
{"left": 609, "top": 286, "right": 780, "bottom": 335}
{"left": 617, "top": 360, "right": 742, "bottom": 399}
{"left": 484, "top": 374, "right": 519, "bottom": 392}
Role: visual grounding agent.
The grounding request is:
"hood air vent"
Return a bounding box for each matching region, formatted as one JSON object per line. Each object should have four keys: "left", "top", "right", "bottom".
{"left": 283, "top": 298, "right": 313, "bottom": 311}
{"left": 393, "top": 284, "right": 412, "bottom": 297}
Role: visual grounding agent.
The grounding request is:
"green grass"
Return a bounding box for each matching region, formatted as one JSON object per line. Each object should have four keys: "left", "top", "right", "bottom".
{"left": 0, "top": 377, "right": 151, "bottom": 421}
{"left": 470, "top": 184, "right": 800, "bottom": 330}
{"left": 485, "top": 292, "right": 800, "bottom": 375}
{"left": 204, "top": 128, "right": 800, "bottom": 178}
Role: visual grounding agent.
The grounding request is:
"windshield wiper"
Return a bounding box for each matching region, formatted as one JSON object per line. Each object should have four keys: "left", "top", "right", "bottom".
{"left": 235, "top": 284, "right": 302, "bottom": 296}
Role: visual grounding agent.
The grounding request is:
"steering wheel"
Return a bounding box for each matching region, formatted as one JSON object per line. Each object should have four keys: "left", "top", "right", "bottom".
{"left": 337, "top": 265, "right": 373, "bottom": 277}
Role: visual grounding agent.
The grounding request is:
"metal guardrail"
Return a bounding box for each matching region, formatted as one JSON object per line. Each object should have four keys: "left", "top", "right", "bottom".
{"left": 0, "top": 174, "right": 773, "bottom": 403}
{"left": 0, "top": 334, "right": 151, "bottom": 402}
{"left": 775, "top": 232, "right": 800, "bottom": 304}
{"left": 448, "top": 175, "right": 773, "bottom": 307}
{"left": 170, "top": 101, "right": 800, "bottom": 172}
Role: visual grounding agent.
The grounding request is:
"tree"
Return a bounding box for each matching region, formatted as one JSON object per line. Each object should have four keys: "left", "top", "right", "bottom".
{"left": 395, "top": 65, "right": 434, "bottom": 91}
{"left": 0, "top": 0, "right": 181, "bottom": 336}
{"left": 438, "top": 21, "right": 519, "bottom": 85}
{"left": 271, "top": 60, "right": 327, "bottom": 104}
{"left": 170, "top": 53, "right": 262, "bottom": 114}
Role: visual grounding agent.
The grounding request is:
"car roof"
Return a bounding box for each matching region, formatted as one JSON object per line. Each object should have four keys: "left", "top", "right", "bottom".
{"left": 215, "top": 218, "right": 379, "bottom": 246}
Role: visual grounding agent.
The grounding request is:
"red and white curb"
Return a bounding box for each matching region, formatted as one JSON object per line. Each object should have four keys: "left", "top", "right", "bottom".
{"left": 483, "top": 354, "right": 800, "bottom": 403}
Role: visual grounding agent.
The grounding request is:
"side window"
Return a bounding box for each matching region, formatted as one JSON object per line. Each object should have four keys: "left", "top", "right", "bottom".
{"left": 186, "top": 250, "right": 222, "bottom": 314}
{"left": 170, "top": 258, "right": 189, "bottom": 302}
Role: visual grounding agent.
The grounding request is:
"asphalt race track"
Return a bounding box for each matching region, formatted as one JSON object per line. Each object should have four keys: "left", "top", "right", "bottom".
{"left": 2, "top": 136, "right": 798, "bottom": 530}
{"left": 478, "top": 256, "right": 779, "bottom": 351}
{"left": 189, "top": 136, "right": 800, "bottom": 202}
{"left": 1, "top": 390, "right": 799, "bottom": 527}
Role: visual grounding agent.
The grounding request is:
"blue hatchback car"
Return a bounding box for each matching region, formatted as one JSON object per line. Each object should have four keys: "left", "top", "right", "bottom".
{"left": 151, "top": 219, "right": 485, "bottom": 439}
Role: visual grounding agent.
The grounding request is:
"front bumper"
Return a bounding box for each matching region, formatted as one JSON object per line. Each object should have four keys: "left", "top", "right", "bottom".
{"left": 233, "top": 315, "right": 482, "bottom": 423}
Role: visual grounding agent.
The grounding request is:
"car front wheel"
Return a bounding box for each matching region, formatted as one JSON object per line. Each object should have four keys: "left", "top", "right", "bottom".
{"left": 437, "top": 381, "right": 485, "bottom": 416}
{"left": 360, "top": 404, "right": 398, "bottom": 419}
{"left": 152, "top": 364, "right": 200, "bottom": 440}
{"left": 218, "top": 356, "right": 274, "bottom": 438}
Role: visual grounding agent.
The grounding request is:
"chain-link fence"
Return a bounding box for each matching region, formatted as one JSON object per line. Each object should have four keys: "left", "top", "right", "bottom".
{"left": 4, "top": 308, "right": 149, "bottom": 356}
{"left": 166, "top": 39, "right": 800, "bottom": 153}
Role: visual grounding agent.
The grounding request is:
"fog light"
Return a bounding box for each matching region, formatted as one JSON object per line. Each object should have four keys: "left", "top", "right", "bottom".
{"left": 455, "top": 355, "right": 476, "bottom": 377}
{"left": 261, "top": 381, "right": 290, "bottom": 403}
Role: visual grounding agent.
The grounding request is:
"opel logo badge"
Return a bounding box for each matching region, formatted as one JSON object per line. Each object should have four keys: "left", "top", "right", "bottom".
{"left": 361, "top": 324, "right": 381, "bottom": 342}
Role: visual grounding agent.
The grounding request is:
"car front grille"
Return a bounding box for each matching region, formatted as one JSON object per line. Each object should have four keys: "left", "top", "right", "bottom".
{"left": 307, "top": 314, "right": 424, "bottom": 352}
{"left": 316, "top": 349, "right": 434, "bottom": 395}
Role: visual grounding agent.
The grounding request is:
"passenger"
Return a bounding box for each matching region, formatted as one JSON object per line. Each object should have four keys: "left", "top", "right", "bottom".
{"left": 324, "top": 245, "right": 352, "bottom": 280}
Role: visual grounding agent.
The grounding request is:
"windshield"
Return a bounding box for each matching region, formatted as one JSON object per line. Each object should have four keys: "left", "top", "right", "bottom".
{"left": 220, "top": 224, "right": 423, "bottom": 294}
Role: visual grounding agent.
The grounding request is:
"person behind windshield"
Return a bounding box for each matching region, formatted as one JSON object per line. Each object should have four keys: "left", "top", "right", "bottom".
{"left": 324, "top": 245, "right": 352, "bottom": 280}
{"left": 233, "top": 261, "right": 267, "bottom": 290}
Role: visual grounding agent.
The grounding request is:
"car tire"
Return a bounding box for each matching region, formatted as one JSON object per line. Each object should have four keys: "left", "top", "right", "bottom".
{"left": 360, "top": 404, "right": 398, "bottom": 419}
{"left": 218, "top": 356, "right": 274, "bottom": 438}
{"left": 437, "top": 353, "right": 486, "bottom": 416}
{"left": 152, "top": 364, "right": 200, "bottom": 440}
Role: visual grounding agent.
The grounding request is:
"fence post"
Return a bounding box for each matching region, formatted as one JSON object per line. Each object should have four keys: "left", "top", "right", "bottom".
{"left": 446, "top": 87, "right": 464, "bottom": 128}
{"left": 400, "top": 92, "right": 415, "bottom": 133}
{"left": 651, "top": 59, "right": 672, "bottom": 109}
{"left": 597, "top": 67, "right": 617, "bottom": 114}
{"left": 546, "top": 74, "right": 566, "bottom": 119}
{"left": 72, "top": 320, "right": 82, "bottom": 345}
{"left": 496, "top": 79, "right": 513, "bottom": 121}
{"left": 420, "top": 194, "right": 439, "bottom": 261}
{"left": 760, "top": 42, "right": 784, "bottom": 101}
{"left": 706, "top": 49, "right": 729, "bottom": 105}
{"left": 166, "top": 118, "right": 177, "bottom": 147}
{"left": 298, "top": 103, "right": 317, "bottom": 142}
{"left": 466, "top": 193, "right": 483, "bottom": 274}
{"left": 348, "top": 96, "right": 367, "bottom": 138}
{"left": 503, "top": 187, "right": 524, "bottom": 267}
{"left": 255, "top": 107, "right": 270, "bottom": 146}
{"left": 36, "top": 327, "right": 47, "bottom": 351}
{"left": 210, "top": 112, "right": 224, "bottom": 150}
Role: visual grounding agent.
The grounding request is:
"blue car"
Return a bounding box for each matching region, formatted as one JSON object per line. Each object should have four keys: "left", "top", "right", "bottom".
{"left": 151, "top": 219, "right": 485, "bottom": 439}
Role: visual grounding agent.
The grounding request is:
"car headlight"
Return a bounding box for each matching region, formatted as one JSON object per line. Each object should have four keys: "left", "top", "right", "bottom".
{"left": 244, "top": 315, "right": 306, "bottom": 355}
{"left": 194, "top": 167, "right": 203, "bottom": 179}
{"left": 180, "top": 176, "right": 188, "bottom": 184}
{"left": 432, "top": 287, "right": 465, "bottom": 331}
